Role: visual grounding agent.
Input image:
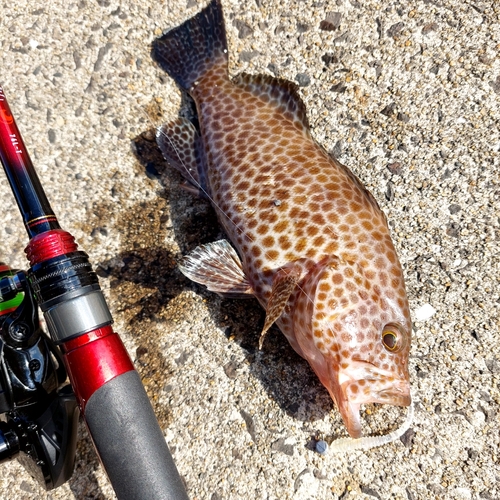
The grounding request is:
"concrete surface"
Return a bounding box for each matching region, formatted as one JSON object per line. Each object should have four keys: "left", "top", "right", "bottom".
{"left": 0, "top": 0, "right": 499, "bottom": 499}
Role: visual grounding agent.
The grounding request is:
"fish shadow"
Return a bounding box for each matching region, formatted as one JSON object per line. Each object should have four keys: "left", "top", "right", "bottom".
{"left": 130, "top": 126, "right": 333, "bottom": 423}
{"left": 220, "top": 298, "right": 334, "bottom": 421}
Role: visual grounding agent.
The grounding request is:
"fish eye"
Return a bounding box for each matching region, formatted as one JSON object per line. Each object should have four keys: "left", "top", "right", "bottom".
{"left": 382, "top": 324, "right": 404, "bottom": 352}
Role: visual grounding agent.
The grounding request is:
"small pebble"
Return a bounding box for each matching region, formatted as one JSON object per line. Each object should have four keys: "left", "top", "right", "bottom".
{"left": 330, "top": 81, "right": 346, "bottom": 93}
{"left": 315, "top": 440, "right": 328, "bottom": 455}
{"left": 387, "top": 161, "right": 402, "bottom": 175}
{"left": 295, "top": 73, "right": 311, "bottom": 87}
{"left": 322, "top": 53, "right": 338, "bottom": 66}
{"left": 381, "top": 103, "right": 397, "bottom": 117}
{"left": 422, "top": 22, "right": 438, "bottom": 35}
{"left": 385, "top": 181, "right": 394, "bottom": 201}
{"left": 319, "top": 12, "right": 342, "bottom": 31}
{"left": 489, "top": 76, "right": 500, "bottom": 94}
{"left": 397, "top": 112, "right": 410, "bottom": 123}
{"left": 387, "top": 22, "right": 404, "bottom": 38}
{"left": 296, "top": 22, "right": 310, "bottom": 34}
{"left": 233, "top": 19, "right": 253, "bottom": 39}
{"left": 239, "top": 51, "right": 260, "bottom": 63}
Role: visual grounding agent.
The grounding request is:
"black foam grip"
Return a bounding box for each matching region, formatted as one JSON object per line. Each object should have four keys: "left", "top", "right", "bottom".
{"left": 85, "top": 370, "right": 189, "bottom": 500}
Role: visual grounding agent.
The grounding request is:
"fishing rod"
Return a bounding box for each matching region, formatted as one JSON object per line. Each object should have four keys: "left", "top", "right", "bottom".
{"left": 0, "top": 86, "right": 188, "bottom": 499}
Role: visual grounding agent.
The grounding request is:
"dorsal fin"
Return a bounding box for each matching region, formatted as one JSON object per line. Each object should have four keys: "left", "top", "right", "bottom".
{"left": 233, "top": 73, "right": 310, "bottom": 134}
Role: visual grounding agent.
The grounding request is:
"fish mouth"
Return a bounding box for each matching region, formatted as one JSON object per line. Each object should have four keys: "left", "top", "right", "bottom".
{"left": 330, "top": 360, "right": 411, "bottom": 438}
{"left": 370, "top": 387, "right": 410, "bottom": 406}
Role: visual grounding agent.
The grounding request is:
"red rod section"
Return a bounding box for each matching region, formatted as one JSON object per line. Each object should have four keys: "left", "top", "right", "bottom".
{"left": 0, "top": 86, "right": 61, "bottom": 237}
{"left": 60, "top": 326, "right": 135, "bottom": 411}
{"left": 25, "top": 229, "right": 78, "bottom": 266}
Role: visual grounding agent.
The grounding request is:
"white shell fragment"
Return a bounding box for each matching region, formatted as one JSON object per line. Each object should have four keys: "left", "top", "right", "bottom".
{"left": 414, "top": 304, "right": 437, "bottom": 321}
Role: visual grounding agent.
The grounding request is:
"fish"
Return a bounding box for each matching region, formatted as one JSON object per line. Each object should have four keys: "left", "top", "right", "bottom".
{"left": 152, "top": 0, "right": 411, "bottom": 438}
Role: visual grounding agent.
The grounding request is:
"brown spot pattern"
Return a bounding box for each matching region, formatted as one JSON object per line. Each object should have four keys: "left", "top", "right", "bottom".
{"left": 157, "top": 0, "right": 412, "bottom": 438}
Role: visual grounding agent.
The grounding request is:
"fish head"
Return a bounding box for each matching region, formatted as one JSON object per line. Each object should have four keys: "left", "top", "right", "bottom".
{"left": 294, "top": 255, "right": 412, "bottom": 438}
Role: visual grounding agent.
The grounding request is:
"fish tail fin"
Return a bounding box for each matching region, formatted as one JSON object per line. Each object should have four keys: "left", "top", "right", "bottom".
{"left": 152, "top": 0, "right": 228, "bottom": 91}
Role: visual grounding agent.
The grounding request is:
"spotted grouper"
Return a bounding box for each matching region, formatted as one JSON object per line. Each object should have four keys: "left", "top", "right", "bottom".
{"left": 153, "top": 0, "right": 411, "bottom": 438}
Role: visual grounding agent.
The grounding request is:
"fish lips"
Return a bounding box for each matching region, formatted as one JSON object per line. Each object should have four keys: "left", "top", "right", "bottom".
{"left": 331, "top": 361, "right": 411, "bottom": 438}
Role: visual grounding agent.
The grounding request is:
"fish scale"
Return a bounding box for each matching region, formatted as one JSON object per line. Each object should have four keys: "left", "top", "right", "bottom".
{"left": 153, "top": 0, "right": 411, "bottom": 438}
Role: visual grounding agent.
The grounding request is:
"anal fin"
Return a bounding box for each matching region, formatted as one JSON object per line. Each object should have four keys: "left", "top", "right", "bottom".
{"left": 259, "top": 265, "right": 301, "bottom": 349}
{"left": 156, "top": 118, "right": 208, "bottom": 197}
{"left": 179, "top": 240, "right": 254, "bottom": 299}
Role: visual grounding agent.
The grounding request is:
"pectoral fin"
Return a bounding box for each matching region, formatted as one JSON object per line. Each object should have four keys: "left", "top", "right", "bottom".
{"left": 259, "top": 265, "right": 302, "bottom": 349}
{"left": 178, "top": 240, "right": 254, "bottom": 298}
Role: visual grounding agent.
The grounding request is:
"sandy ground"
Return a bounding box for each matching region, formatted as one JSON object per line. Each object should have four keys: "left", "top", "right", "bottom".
{"left": 0, "top": 0, "right": 499, "bottom": 499}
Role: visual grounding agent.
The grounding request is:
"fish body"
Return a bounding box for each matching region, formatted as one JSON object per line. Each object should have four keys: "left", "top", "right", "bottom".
{"left": 153, "top": 0, "right": 411, "bottom": 437}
